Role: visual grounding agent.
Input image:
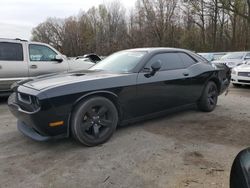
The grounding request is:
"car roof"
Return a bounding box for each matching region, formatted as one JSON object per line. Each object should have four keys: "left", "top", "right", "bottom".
{"left": 0, "top": 38, "right": 28, "bottom": 43}
{"left": 0, "top": 38, "right": 52, "bottom": 46}
{"left": 124, "top": 47, "right": 193, "bottom": 54}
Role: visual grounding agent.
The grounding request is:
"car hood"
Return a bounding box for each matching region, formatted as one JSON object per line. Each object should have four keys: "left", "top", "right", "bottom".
{"left": 234, "top": 64, "right": 250, "bottom": 72}
{"left": 22, "top": 70, "right": 129, "bottom": 91}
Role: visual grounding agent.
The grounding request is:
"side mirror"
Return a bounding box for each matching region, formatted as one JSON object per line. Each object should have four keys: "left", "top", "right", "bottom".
{"left": 151, "top": 60, "right": 162, "bottom": 72}
{"left": 144, "top": 60, "right": 162, "bottom": 78}
{"left": 54, "top": 55, "right": 63, "bottom": 63}
{"left": 230, "top": 148, "right": 250, "bottom": 188}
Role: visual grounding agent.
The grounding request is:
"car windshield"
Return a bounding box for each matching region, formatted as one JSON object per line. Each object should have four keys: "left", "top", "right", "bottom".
{"left": 221, "top": 52, "right": 245, "bottom": 60}
{"left": 90, "top": 51, "right": 147, "bottom": 72}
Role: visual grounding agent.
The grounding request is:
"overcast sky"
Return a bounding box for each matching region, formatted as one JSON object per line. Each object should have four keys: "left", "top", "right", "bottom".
{"left": 0, "top": 0, "right": 136, "bottom": 40}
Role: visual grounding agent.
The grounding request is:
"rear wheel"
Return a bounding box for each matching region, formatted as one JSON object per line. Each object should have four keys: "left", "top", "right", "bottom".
{"left": 197, "top": 81, "right": 218, "bottom": 112}
{"left": 71, "top": 96, "right": 118, "bottom": 146}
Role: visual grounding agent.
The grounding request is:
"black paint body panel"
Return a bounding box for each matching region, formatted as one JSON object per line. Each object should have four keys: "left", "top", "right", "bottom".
{"left": 8, "top": 48, "right": 231, "bottom": 140}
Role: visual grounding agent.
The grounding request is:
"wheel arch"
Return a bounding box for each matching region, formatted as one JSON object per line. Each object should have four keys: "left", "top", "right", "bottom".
{"left": 208, "top": 77, "right": 221, "bottom": 92}
{"left": 198, "top": 76, "right": 220, "bottom": 101}
{"left": 66, "top": 91, "right": 121, "bottom": 137}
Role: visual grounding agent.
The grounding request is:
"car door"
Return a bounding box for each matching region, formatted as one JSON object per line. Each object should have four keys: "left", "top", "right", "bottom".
{"left": 28, "top": 44, "right": 68, "bottom": 77}
{"left": 0, "top": 41, "right": 28, "bottom": 91}
{"left": 135, "top": 52, "right": 196, "bottom": 117}
{"left": 178, "top": 52, "right": 203, "bottom": 102}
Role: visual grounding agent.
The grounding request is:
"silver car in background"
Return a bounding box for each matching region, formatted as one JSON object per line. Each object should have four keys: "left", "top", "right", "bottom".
{"left": 0, "top": 38, "right": 96, "bottom": 95}
{"left": 198, "top": 52, "right": 227, "bottom": 62}
{"left": 212, "top": 51, "right": 250, "bottom": 68}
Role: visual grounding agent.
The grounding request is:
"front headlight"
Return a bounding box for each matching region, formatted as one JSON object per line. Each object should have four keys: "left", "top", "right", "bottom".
{"left": 17, "top": 92, "right": 40, "bottom": 112}
{"left": 231, "top": 69, "right": 237, "bottom": 75}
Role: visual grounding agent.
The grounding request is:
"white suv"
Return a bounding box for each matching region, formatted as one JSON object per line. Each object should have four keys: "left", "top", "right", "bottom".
{"left": 0, "top": 38, "right": 96, "bottom": 95}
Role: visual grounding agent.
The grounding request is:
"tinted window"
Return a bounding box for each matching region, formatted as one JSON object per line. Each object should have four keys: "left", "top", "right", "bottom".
{"left": 178, "top": 53, "right": 197, "bottom": 67}
{"left": 0, "top": 42, "right": 23, "bottom": 61}
{"left": 145, "top": 53, "right": 185, "bottom": 71}
{"left": 29, "top": 44, "right": 57, "bottom": 61}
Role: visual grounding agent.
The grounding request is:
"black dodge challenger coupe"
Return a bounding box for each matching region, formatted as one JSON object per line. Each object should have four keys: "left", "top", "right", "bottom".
{"left": 8, "top": 48, "right": 231, "bottom": 146}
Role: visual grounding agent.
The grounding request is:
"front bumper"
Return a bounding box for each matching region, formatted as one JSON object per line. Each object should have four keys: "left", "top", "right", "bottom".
{"left": 231, "top": 74, "right": 250, "bottom": 85}
{"left": 17, "top": 120, "right": 51, "bottom": 141}
{"left": 8, "top": 92, "right": 68, "bottom": 141}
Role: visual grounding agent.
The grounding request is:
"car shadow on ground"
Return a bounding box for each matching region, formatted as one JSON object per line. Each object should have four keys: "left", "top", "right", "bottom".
{"left": 0, "top": 97, "right": 8, "bottom": 104}
{"left": 119, "top": 105, "right": 250, "bottom": 148}
{"left": 116, "top": 105, "right": 196, "bottom": 133}
{"left": 233, "top": 85, "right": 250, "bottom": 89}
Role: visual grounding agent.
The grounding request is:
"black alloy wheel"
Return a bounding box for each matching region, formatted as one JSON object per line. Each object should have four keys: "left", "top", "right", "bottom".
{"left": 207, "top": 83, "right": 218, "bottom": 108}
{"left": 197, "top": 81, "right": 218, "bottom": 112}
{"left": 71, "top": 97, "right": 118, "bottom": 146}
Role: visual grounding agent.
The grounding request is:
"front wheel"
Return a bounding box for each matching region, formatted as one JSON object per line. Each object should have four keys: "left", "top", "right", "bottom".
{"left": 71, "top": 96, "right": 118, "bottom": 146}
{"left": 197, "top": 81, "right": 218, "bottom": 112}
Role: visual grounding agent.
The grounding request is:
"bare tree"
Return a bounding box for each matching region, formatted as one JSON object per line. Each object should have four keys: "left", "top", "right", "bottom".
{"left": 31, "top": 0, "right": 250, "bottom": 56}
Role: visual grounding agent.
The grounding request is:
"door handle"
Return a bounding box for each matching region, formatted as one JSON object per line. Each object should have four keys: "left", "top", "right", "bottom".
{"left": 183, "top": 72, "right": 189, "bottom": 76}
{"left": 30, "top": 65, "right": 37, "bottom": 69}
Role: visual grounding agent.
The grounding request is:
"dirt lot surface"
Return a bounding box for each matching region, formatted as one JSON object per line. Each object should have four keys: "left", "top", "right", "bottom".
{"left": 0, "top": 85, "right": 250, "bottom": 188}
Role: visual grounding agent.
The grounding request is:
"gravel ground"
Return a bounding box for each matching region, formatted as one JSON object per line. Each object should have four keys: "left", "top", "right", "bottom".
{"left": 0, "top": 85, "right": 250, "bottom": 188}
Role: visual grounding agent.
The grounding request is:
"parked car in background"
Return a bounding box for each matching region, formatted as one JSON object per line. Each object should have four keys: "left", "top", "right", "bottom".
{"left": 213, "top": 52, "right": 228, "bottom": 60}
{"left": 198, "top": 52, "right": 227, "bottom": 62}
{"left": 8, "top": 48, "right": 231, "bottom": 146}
{"left": 75, "top": 53, "right": 102, "bottom": 64}
{"left": 231, "top": 61, "right": 250, "bottom": 86}
{"left": 198, "top": 53, "right": 214, "bottom": 62}
{"left": 0, "top": 38, "right": 95, "bottom": 96}
{"left": 212, "top": 51, "right": 250, "bottom": 68}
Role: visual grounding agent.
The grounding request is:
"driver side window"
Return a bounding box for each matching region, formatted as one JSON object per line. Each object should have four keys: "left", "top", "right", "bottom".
{"left": 144, "top": 53, "right": 185, "bottom": 71}
{"left": 29, "top": 44, "right": 57, "bottom": 61}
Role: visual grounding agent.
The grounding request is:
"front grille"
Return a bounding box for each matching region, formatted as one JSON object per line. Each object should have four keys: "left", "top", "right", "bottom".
{"left": 238, "top": 72, "right": 250, "bottom": 77}
{"left": 238, "top": 80, "right": 250, "bottom": 83}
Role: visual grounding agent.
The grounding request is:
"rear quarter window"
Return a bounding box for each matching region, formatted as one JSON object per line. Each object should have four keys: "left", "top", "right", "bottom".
{"left": 0, "top": 42, "right": 23, "bottom": 61}
{"left": 178, "top": 53, "right": 197, "bottom": 67}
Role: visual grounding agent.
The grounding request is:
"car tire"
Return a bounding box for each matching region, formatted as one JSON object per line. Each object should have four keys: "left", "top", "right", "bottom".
{"left": 197, "top": 81, "right": 218, "bottom": 112}
{"left": 71, "top": 96, "right": 118, "bottom": 146}
{"left": 232, "top": 83, "right": 242, "bottom": 87}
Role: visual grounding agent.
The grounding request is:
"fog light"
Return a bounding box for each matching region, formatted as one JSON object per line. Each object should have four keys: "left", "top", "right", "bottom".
{"left": 49, "top": 121, "right": 64, "bottom": 127}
